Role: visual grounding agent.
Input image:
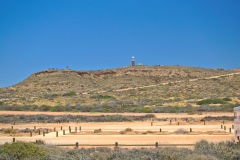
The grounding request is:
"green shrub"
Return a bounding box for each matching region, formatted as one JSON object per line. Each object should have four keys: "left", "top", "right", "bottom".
{"left": 197, "top": 98, "right": 225, "bottom": 105}
{"left": 223, "top": 97, "right": 232, "bottom": 101}
{"left": 63, "top": 91, "right": 76, "bottom": 96}
{"left": 0, "top": 101, "right": 3, "bottom": 105}
{"left": 91, "top": 95, "right": 115, "bottom": 99}
{"left": 0, "top": 142, "right": 47, "bottom": 160}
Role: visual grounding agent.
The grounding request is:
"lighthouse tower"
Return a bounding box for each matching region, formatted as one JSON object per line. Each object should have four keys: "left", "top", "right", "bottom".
{"left": 131, "top": 56, "right": 135, "bottom": 67}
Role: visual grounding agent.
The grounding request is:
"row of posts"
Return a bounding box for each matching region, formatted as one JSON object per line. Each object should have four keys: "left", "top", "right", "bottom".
{"left": 151, "top": 119, "right": 206, "bottom": 126}
{"left": 221, "top": 123, "right": 234, "bottom": 133}
{"left": 28, "top": 126, "right": 82, "bottom": 137}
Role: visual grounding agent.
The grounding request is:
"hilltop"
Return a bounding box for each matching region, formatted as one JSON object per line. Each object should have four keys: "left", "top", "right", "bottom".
{"left": 0, "top": 65, "right": 240, "bottom": 112}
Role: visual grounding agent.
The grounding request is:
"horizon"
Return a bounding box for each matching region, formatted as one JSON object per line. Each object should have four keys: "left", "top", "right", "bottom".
{"left": 1, "top": 0, "right": 240, "bottom": 87}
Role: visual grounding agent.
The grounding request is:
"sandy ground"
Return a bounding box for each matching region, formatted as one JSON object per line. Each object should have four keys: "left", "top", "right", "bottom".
{"left": 0, "top": 112, "right": 235, "bottom": 148}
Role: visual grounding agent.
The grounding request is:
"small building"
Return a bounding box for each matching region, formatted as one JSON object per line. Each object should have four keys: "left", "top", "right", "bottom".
{"left": 234, "top": 106, "right": 240, "bottom": 141}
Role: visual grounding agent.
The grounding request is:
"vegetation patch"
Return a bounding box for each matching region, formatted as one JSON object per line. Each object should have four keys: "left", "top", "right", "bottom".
{"left": 0, "top": 142, "right": 47, "bottom": 160}
{"left": 197, "top": 97, "right": 232, "bottom": 105}
{"left": 63, "top": 91, "right": 76, "bottom": 96}
{"left": 0, "top": 141, "right": 239, "bottom": 160}
{"left": 91, "top": 95, "right": 115, "bottom": 99}
{"left": 0, "top": 114, "right": 155, "bottom": 123}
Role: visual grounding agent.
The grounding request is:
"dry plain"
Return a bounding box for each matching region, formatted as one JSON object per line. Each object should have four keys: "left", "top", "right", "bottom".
{"left": 0, "top": 111, "right": 234, "bottom": 148}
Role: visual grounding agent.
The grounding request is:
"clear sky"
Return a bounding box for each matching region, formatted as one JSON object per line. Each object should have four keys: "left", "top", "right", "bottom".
{"left": 0, "top": 0, "right": 240, "bottom": 87}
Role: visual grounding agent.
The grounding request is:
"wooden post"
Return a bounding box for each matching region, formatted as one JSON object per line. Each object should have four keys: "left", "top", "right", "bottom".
{"left": 232, "top": 125, "right": 234, "bottom": 129}
{"left": 75, "top": 142, "right": 79, "bottom": 148}
{"left": 115, "top": 142, "right": 118, "bottom": 147}
{"left": 222, "top": 121, "right": 225, "bottom": 124}
{"left": 75, "top": 127, "right": 77, "bottom": 132}
{"left": 177, "top": 122, "right": 180, "bottom": 126}
{"left": 46, "top": 129, "right": 48, "bottom": 133}
{"left": 151, "top": 122, "right": 153, "bottom": 126}
{"left": 155, "top": 142, "right": 158, "bottom": 148}
{"left": 69, "top": 126, "right": 71, "bottom": 133}
{"left": 190, "top": 128, "right": 192, "bottom": 132}
{"left": 170, "top": 120, "right": 172, "bottom": 125}
{"left": 229, "top": 128, "right": 231, "bottom": 133}
{"left": 224, "top": 126, "right": 226, "bottom": 131}
{"left": 38, "top": 129, "right": 41, "bottom": 135}
{"left": 43, "top": 131, "right": 45, "bottom": 137}
{"left": 79, "top": 126, "right": 81, "bottom": 131}
{"left": 159, "top": 128, "right": 162, "bottom": 132}
{"left": 34, "top": 126, "right": 36, "bottom": 130}
{"left": 54, "top": 127, "right": 56, "bottom": 132}
{"left": 204, "top": 120, "right": 206, "bottom": 125}
{"left": 56, "top": 131, "right": 58, "bottom": 137}
{"left": 63, "top": 130, "right": 65, "bottom": 135}
{"left": 30, "top": 131, "right": 32, "bottom": 137}
{"left": 11, "top": 126, "right": 13, "bottom": 130}
{"left": 61, "top": 126, "right": 63, "bottom": 130}
{"left": 12, "top": 137, "right": 15, "bottom": 143}
{"left": 221, "top": 124, "right": 223, "bottom": 129}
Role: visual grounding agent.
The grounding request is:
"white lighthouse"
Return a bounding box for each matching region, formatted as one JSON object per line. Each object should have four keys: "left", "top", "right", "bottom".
{"left": 131, "top": 56, "right": 135, "bottom": 67}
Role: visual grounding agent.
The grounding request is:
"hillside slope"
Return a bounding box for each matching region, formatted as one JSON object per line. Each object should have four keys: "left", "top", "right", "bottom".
{"left": 0, "top": 65, "right": 239, "bottom": 108}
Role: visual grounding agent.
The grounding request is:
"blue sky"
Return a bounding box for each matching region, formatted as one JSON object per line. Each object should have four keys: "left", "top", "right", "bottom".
{"left": 0, "top": 0, "right": 240, "bottom": 87}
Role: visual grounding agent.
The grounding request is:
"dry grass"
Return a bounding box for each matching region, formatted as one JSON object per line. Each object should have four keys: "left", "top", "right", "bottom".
{"left": 0, "top": 65, "right": 239, "bottom": 108}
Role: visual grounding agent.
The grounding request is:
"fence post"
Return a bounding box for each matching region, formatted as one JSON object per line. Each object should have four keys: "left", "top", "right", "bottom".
{"left": 63, "top": 130, "right": 65, "bottom": 135}
{"left": 38, "top": 129, "right": 41, "bottom": 135}
{"left": 34, "top": 126, "right": 36, "bottom": 130}
{"left": 170, "top": 120, "right": 172, "bottom": 125}
{"left": 69, "top": 126, "right": 71, "bottom": 133}
{"left": 11, "top": 126, "right": 13, "bottom": 130}
{"left": 224, "top": 126, "right": 226, "bottom": 131}
{"left": 75, "top": 127, "right": 77, "bottom": 132}
{"left": 56, "top": 131, "right": 58, "bottom": 137}
{"left": 232, "top": 125, "right": 234, "bottom": 129}
{"left": 61, "top": 126, "right": 63, "bottom": 130}
{"left": 177, "top": 122, "right": 180, "bottom": 126}
{"left": 155, "top": 142, "right": 158, "bottom": 148}
{"left": 159, "top": 128, "right": 162, "bottom": 132}
{"left": 190, "top": 128, "right": 192, "bottom": 132}
{"left": 79, "top": 126, "right": 81, "bottom": 131}
{"left": 115, "top": 142, "right": 118, "bottom": 147}
{"left": 204, "top": 120, "right": 206, "bottom": 125}
{"left": 151, "top": 122, "right": 153, "bottom": 126}
{"left": 75, "top": 142, "right": 79, "bottom": 148}
{"left": 43, "top": 131, "right": 45, "bottom": 137}
{"left": 46, "top": 129, "right": 48, "bottom": 133}
{"left": 221, "top": 124, "right": 223, "bottom": 129}
{"left": 12, "top": 137, "right": 15, "bottom": 143}
{"left": 30, "top": 131, "right": 32, "bottom": 137}
{"left": 229, "top": 128, "right": 231, "bottom": 133}
{"left": 54, "top": 127, "right": 56, "bottom": 132}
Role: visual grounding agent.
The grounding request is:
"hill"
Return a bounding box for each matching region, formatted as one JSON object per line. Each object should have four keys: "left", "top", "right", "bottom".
{"left": 0, "top": 65, "right": 240, "bottom": 112}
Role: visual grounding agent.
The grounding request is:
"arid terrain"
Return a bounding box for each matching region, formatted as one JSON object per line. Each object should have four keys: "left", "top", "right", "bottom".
{"left": 0, "top": 111, "right": 235, "bottom": 149}
{"left": 0, "top": 66, "right": 240, "bottom": 109}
